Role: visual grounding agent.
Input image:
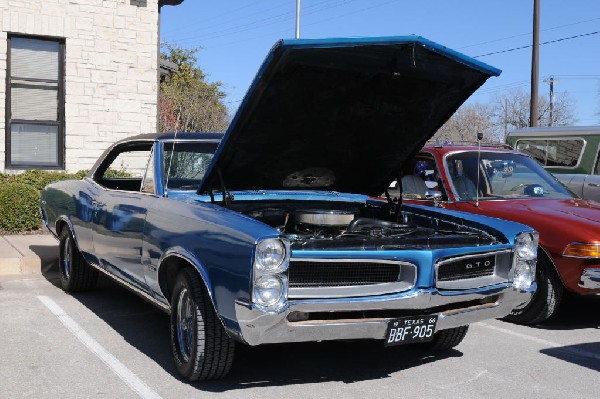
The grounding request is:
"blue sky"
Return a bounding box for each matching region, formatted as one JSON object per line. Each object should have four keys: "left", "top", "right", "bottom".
{"left": 160, "top": 0, "right": 600, "bottom": 126}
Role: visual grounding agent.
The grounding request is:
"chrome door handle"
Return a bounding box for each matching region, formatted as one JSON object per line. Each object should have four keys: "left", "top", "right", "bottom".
{"left": 587, "top": 183, "right": 600, "bottom": 188}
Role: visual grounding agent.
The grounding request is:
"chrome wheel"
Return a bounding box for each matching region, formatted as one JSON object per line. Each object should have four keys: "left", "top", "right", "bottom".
{"left": 62, "top": 235, "right": 72, "bottom": 280}
{"left": 176, "top": 287, "right": 194, "bottom": 362}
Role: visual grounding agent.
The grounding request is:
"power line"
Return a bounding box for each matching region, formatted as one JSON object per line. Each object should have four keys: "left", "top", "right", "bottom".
{"left": 198, "top": 0, "right": 400, "bottom": 50}
{"left": 169, "top": 0, "right": 359, "bottom": 44}
{"left": 459, "top": 16, "right": 600, "bottom": 50}
{"left": 473, "top": 31, "right": 599, "bottom": 58}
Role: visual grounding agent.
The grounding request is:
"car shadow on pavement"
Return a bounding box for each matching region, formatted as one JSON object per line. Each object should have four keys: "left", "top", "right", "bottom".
{"left": 29, "top": 244, "right": 59, "bottom": 273}
{"left": 41, "top": 270, "right": 464, "bottom": 390}
{"left": 533, "top": 294, "right": 600, "bottom": 331}
{"left": 540, "top": 343, "right": 600, "bottom": 372}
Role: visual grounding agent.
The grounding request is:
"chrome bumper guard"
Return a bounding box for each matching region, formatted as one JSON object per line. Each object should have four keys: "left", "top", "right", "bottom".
{"left": 579, "top": 268, "right": 600, "bottom": 289}
{"left": 235, "top": 283, "right": 535, "bottom": 346}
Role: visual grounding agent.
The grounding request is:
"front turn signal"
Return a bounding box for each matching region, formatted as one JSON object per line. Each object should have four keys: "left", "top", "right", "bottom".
{"left": 563, "top": 243, "right": 600, "bottom": 258}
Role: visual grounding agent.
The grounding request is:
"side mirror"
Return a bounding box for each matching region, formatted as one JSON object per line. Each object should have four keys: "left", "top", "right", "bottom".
{"left": 425, "top": 190, "right": 442, "bottom": 199}
{"left": 425, "top": 190, "right": 443, "bottom": 207}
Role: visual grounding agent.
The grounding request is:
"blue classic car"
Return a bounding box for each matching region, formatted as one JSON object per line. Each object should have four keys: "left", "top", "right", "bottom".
{"left": 41, "top": 36, "right": 538, "bottom": 381}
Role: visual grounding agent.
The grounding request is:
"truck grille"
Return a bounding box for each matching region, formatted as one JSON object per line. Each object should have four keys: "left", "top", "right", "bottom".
{"left": 289, "top": 261, "right": 400, "bottom": 288}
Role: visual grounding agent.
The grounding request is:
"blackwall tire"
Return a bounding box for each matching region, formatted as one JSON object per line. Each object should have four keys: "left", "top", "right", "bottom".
{"left": 58, "top": 228, "right": 98, "bottom": 292}
{"left": 423, "top": 326, "right": 469, "bottom": 351}
{"left": 170, "top": 268, "right": 235, "bottom": 381}
{"left": 505, "top": 254, "right": 563, "bottom": 325}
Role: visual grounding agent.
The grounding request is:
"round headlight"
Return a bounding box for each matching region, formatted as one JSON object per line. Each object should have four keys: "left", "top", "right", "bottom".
{"left": 513, "top": 259, "right": 535, "bottom": 289}
{"left": 255, "top": 239, "right": 286, "bottom": 272}
{"left": 516, "top": 233, "right": 537, "bottom": 260}
{"left": 253, "top": 275, "right": 283, "bottom": 307}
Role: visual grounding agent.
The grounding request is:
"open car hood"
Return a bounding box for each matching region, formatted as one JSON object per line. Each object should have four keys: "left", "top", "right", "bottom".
{"left": 199, "top": 36, "right": 501, "bottom": 197}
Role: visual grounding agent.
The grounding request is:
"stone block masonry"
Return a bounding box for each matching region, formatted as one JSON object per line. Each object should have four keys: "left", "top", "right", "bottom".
{"left": 0, "top": 0, "right": 160, "bottom": 172}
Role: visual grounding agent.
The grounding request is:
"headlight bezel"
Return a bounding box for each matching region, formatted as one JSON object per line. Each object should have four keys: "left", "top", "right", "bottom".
{"left": 512, "top": 231, "right": 539, "bottom": 290}
{"left": 252, "top": 237, "right": 290, "bottom": 311}
{"left": 255, "top": 238, "right": 288, "bottom": 273}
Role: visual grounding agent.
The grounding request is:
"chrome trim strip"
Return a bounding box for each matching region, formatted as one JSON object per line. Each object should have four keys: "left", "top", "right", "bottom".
{"left": 288, "top": 258, "right": 417, "bottom": 299}
{"left": 435, "top": 249, "right": 513, "bottom": 290}
{"left": 579, "top": 268, "right": 600, "bottom": 289}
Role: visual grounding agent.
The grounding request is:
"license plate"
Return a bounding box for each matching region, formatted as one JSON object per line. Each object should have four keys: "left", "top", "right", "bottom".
{"left": 384, "top": 315, "right": 438, "bottom": 346}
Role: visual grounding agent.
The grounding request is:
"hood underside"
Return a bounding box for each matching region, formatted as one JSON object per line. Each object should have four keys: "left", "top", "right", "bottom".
{"left": 200, "top": 36, "right": 500, "bottom": 197}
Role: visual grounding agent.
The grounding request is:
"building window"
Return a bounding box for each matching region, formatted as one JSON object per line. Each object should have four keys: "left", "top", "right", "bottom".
{"left": 6, "top": 35, "right": 64, "bottom": 169}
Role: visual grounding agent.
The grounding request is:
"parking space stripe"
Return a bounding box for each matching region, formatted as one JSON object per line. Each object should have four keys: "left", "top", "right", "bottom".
{"left": 37, "top": 296, "right": 162, "bottom": 399}
{"left": 477, "top": 322, "right": 600, "bottom": 362}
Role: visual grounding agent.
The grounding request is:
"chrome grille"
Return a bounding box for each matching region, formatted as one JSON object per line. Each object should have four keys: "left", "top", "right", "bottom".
{"left": 289, "top": 261, "right": 400, "bottom": 288}
{"left": 435, "top": 250, "right": 512, "bottom": 290}
{"left": 437, "top": 254, "right": 496, "bottom": 281}
{"left": 287, "top": 259, "right": 416, "bottom": 299}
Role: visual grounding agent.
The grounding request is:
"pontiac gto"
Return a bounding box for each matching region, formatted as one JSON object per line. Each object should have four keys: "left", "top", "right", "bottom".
{"left": 41, "top": 36, "right": 537, "bottom": 381}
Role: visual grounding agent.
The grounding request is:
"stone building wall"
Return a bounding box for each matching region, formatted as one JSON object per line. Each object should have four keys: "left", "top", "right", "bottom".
{"left": 0, "top": 0, "right": 160, "bottom": 172}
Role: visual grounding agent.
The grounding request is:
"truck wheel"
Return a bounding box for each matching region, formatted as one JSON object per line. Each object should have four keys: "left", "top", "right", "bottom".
{"left": 423, "top": 326, "right": 469, "bottom": 350}
{"left": 58, "top": 228, "right": 98, "bottom": 292}
{"left": 505, "top": 255, "right": 563, "bottom": 325}
{"left": 170, "top": 268, "right": 235, "bottom": 381}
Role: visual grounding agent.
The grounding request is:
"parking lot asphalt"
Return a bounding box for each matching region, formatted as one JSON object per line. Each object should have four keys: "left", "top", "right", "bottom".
{"left": 0, "top": 268, "right": 598, "bottom": 399}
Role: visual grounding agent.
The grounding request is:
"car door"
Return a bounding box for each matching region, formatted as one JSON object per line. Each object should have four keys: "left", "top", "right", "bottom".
{"left": 91, "top": 141, "right": 155, "bottom": 290}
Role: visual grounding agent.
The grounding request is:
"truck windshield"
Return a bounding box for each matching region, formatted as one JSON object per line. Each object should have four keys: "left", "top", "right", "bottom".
{"left": 445, "top": 151, "right": 573, "bottom": 200}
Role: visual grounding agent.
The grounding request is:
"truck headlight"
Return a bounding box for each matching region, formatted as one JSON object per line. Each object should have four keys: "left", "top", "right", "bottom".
{"left": 253, "top": 238, "right": 290, "bottom": 311}
{"left": 513, "top": 232, "right": 539, "bottom": 289}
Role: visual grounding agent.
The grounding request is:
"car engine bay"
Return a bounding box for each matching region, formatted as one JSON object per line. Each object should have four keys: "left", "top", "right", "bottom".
{"left": 234, "top": 201, "right": 500, "bottom": 250}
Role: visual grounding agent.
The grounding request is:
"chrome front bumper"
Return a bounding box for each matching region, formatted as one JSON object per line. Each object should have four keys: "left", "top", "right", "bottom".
{"left": 579, "top": 268, "right": 600, "bottom": 290}
{"left": 234, "top": 283, "right": 535, "bottom": 346}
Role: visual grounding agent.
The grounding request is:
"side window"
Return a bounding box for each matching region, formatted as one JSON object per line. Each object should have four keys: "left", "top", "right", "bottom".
{"left": 141, "top": 146, "right": 156, "bottom": 194}
{"left": 516, "top": 140, "right": 547, "bottom": 165}
{"left": 594, "top": 146, "right": 600, "bottom": 175}
{"left": 545, "top": 139, "right": 583, "bottom": 167}
{"left": 94, "top": 143, "right": 153, "bottom": 191}
{"left": 516, "top": 139, "right": 584, "bottom": 167}
{"left": 395, "top": 155, "right": 439, "bottom": 200}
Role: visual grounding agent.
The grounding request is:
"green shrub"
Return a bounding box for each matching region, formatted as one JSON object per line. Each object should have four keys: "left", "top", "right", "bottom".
{"left": 0, "top": 183, "right": 41, "bottom": 232}
{"left": 1, "top": 169, "right": 87, "bottom": 191}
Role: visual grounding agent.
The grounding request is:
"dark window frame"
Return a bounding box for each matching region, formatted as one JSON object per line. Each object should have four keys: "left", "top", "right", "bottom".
{"left": 5, "top": 34, "right": 65, "bottom": 170}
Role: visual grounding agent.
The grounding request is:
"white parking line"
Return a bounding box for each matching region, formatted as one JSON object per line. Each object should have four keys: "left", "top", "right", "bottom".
{"left": 37, "top": 296, "right": 162, "bottom": 399}
{"left": 477, "top": 322, "right": 600, "bottom": 362}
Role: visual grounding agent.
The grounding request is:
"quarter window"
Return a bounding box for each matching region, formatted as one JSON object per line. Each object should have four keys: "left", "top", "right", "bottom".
{"left": 6, "top": 36, "right": 64, "bottom": 168}
{"left": 516, "top": 139, "right": 584, "bottom": 168}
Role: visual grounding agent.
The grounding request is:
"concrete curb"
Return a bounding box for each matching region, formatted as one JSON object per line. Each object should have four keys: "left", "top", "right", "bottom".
{"left": 0, "top": 234, "right": 59, "bottom": 276}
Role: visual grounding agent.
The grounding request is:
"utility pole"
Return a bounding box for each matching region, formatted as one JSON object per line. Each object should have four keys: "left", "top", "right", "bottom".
{"left": 295, "top": 0, "right": 301, "bottom": 39}
{"left": 530, "top": 0, "right": 540, "bottom": 127}
{"left": 544, "top": 76, "right": 558, "bottom": 126}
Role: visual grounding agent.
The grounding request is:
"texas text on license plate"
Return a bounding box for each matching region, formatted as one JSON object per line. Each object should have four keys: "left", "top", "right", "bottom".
{"left": 384, "top": 315, "right": 438, "bottom": 346}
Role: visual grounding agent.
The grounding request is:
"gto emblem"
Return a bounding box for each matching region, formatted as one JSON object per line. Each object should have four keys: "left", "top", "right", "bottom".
{"left": 465, "top": 260, "right": 491, "bottom": 269}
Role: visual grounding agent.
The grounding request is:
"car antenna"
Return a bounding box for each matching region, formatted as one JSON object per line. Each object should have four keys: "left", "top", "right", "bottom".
{"left": 475, "top": 132, "right": 483, "bottom": 207}
{"left": 164, "top": 129, "right": 179, "bottom": 198}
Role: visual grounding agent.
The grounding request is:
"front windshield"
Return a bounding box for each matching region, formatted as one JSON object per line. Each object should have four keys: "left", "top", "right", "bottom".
{"left": 445, "top": 151, "right": 573, "bottom": 200}
{"left": 163, "top": 141, "right": 219, "bottom": 190}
